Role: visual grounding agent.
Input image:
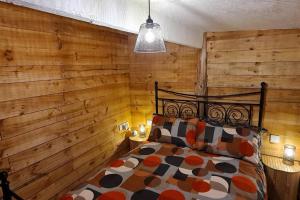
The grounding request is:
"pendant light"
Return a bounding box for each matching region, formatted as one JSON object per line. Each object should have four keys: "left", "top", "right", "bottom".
{"left": 134, "top": 0, "right": 166, "bottom": 53}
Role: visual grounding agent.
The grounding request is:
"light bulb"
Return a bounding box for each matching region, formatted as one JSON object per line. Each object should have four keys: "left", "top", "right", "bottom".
{"left": 145, "top": 30, "right": 155, "bottom": 43}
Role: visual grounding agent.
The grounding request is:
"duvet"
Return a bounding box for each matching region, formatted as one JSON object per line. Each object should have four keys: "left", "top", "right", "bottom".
{"left": 61, "top": 142, "right": 267, "bottom": 200}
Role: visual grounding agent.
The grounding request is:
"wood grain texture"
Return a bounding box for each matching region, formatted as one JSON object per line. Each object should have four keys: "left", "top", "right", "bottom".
{"left": 0, "top": 2, "right": 131, "bottom": 199}
{"left": 128, "top": 34, "right": 201, "bottom": 129}
{"left": 265, "top": 167, "right": 300, "bottom": 200}
{"left": 262, "top": 155, "right": 300, "bottom": 173}
{"left": 197, "top": 32, "right": 207, "bottom": 95}
{"left": 206, "top": 29, "right": 300, "bottom": 160}
{"left": 262, "top": 155, "right": 300, "bottom": 200}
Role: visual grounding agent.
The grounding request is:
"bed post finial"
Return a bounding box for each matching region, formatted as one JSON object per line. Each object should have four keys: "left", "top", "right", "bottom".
{"left": 155, "top": 81, "right": 158, "bottom": 114}
{"left": 258, "top": 82, "right": 267, "bottom": 131}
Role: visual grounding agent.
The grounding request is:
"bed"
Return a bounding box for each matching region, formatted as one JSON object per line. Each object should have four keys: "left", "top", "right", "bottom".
{"left": 60, "top": 81, "right": 268, "bottom": 200}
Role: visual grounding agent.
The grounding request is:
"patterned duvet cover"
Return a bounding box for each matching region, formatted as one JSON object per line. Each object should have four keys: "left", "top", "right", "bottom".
{"left": 61, "top": 142, "right": 267, "bottom": 200}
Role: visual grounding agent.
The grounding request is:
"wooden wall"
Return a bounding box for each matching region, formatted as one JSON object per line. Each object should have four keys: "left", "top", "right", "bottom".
{"left": 206, "top": 29, "right": 300, "bottom": 160}
{"left": 8, "top": 2, "right": 300, "bottom": 200}
{"left": 0, "top": 2, "right": 131, "bottom": 199}
{"left": 128, "top": 35, "right": 201, "bottom": 129}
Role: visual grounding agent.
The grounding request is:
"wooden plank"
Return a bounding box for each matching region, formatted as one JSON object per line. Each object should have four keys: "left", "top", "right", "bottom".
{"left": 0, "top": 73, "right": 128, "bottom": 102}
{"left": 0, "top": 65, "right": 129, "bottom": 84}
{"left": 207, "top": 29, "right": 300, "bottom": 41}
{"left": 0, "top": 101, "right": 83, "bottom": 139}
{"left": 130, "top": 82, "right": 197, "bottom": 92}
{"left": 0, "top": 47, "right": 130, "bottom": 66}
{"left": 63, "top": 73, "right": 129, "bottom": 93}
{"left": 130, "top": 52, "right": 198, "bottom": 65}
{"left": 0, "top": 120, "right": 68, "bottom": 158}
{"left": 0, "top": 94, "right": 64, "bottom": 120}
{"left": 0, "top": 66, "right": 63, "bottom": 83}
{"left": 207, "top": 62, "right": 300, "bottom": 76}
{"left": 208, "top": 87, "right": 300, "bottom": 103}
{"left": 0, "top": 79, "right": 64, "bottom": 102}
{"left": 0, "top": 26, "right": 127, "bottom": 51}
{"left": 63, "top": 64, "right": 129, "bottom": 78}
{"left": 208, "top": 49, "right": 300, "bottom": 63}
{"left": 130, "top": 63, "right": 196, "bottom": 72}
{"left": 0, "top": 157, "right": 10, "bottom": 171}
{"left": 130, "top": 67, "right": 196, "bottom": 77}
{"left": 207, "top": 32, "right": 300, "bottom": 52}
{"left": 64, "top": 83, "right": 130, "bottom": 103}
{"left": 207, "top": 75, "right": 300, "bottom": 89}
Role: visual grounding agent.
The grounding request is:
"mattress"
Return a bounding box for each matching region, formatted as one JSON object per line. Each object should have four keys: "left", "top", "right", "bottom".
{"left": 61, "top": 142, "right": 267, "bottom": 200}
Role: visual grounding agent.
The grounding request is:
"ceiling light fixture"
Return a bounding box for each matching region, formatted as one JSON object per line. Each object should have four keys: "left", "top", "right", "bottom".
{"left": 134, "top": 0, "right": 166, "bottom": 53}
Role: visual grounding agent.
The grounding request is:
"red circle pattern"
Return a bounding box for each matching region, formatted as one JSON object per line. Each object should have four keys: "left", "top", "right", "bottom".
{"left": 143, "top": 156, "right": 161, "bottom": 167}
{"left": 158, "top": 190, "right": 185, "bottom": 200}
{"left": 186, "top": 130, "right": 196, "bottom": 145}
{"left": 98, "top": 191, "right": 126, "bottom": 200}
{"left": 59, "top": 195, "right": 73, "bottom": 200}
{"left": 232, "top": 175, "right": 257, "bottom": 193}
{"left": 239, "top": 141, "right": 254, "bottom": 157}
{"left": 153, "top": 115, "right": 163, "bottom": 124}
{"left": 185, "top": 156, "right": 204, "bottom": 165}
{"left": 110, "top": 160, "right": 124, "bottom": 167}
{"left": 192, "top": 180, "right": 211, "bottom": 192}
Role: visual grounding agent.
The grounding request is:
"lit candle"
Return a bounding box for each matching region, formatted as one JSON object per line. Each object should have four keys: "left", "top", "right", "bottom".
{"left": 139, "top": 124, "right": 146, "bottom": 138}
{"left": 283, "top": 144, "right": 296, "bottom": 165}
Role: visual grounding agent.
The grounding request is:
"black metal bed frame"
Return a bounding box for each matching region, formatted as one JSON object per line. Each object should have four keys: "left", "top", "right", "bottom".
{"left": 0, "top": 171, "right": 23, "bottom": 200}
{"left": 154, "top": 81, "right": 267, "bottom": 131}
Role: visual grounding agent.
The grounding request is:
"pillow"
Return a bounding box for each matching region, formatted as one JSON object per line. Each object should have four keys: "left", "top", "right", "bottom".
{"left": 195, "top": 121, "right": 261, "bottom": 165}
{"left": 149, "top": 115, "right": 199, "bottom": 148}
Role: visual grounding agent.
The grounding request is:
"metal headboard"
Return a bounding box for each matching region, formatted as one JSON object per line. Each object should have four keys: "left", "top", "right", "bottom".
{"left": 154, "top": 81, "right": 267, "bottom": 131}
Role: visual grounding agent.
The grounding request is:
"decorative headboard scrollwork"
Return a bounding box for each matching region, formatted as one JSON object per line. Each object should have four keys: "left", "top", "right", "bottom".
{"left": 154, "top": 81, "right": 267, "bottom": 131}
{"left": 162, "top": 100, "right": 198, "bottom": 119}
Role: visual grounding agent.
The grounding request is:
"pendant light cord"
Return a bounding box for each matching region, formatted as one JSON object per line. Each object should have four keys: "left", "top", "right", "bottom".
{"left": 146, "top": 0, "right": 153, "bottom": 23}
{"left": 148, "top": 0, "right": 151, "bottom": 19}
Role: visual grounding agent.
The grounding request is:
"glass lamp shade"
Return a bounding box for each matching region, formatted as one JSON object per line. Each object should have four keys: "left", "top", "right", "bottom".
{"left": 134, "top": 22, "right": 166, "bottom": 53}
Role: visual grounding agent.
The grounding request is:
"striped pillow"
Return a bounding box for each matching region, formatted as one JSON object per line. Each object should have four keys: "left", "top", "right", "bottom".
{"left": 195, "top": 121, "right": 261, "bottom": 165}
{"left": 149, "top": 115, "right": 200, "bottom": 148}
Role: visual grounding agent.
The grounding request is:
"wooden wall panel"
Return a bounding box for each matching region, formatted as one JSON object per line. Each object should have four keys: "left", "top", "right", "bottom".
{"left": 128, "top": 34, "right": 201, "bottom": 129}
{"left": 207, "top": 29, "right": 300, "bottom": 160}
{"left": 0, "top": 2, "right": 131, "bottom": 200}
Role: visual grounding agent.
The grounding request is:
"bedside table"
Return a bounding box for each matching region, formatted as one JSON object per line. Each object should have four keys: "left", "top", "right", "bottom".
{"left": 262, "top": 155, "right": 300, "bottom": 200}
{"left": 129, "top": 135, "right": 149, "bottom": 150}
